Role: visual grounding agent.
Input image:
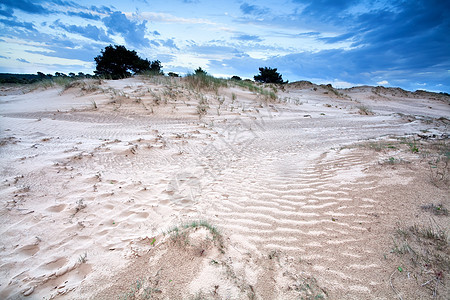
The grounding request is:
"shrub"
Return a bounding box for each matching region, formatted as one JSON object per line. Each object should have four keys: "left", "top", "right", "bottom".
{"left": 194, "top": 67, "right": 207, "bottom": 75}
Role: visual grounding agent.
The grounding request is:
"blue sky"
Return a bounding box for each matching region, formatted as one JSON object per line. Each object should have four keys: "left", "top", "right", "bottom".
{"left": 0, "top": 0, "right": 449, "bottom": 92}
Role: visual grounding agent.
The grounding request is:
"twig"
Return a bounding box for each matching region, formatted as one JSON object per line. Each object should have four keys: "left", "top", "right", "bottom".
{"left": 421, "top": 278, "right": 434, "bottom": 286}
{"left": 433, "top": 278, "right": 439, "bottom": 298}
{"left": 389, "top": 270, "right": 403, "bottom": 300}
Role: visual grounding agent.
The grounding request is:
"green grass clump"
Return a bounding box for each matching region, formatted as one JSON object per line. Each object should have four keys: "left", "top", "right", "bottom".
{"left": 231, "top": 80, "right": 277, "bottom": 101}
{"left": 165, "top": 220, "right": 224, "bottom": 251}
{"left": 184, "top": 73, "right": 227, "bottom": 93}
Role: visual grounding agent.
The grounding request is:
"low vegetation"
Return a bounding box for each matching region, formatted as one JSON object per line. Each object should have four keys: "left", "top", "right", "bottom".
{"left": 390, "top": 223, "right": 449, "bottom": 298}
{"left": 357, "top": 104, "right": 373, "bottom": 115}
{"left": 165, "top": 219, "right": 224, "bottom": 251}
{"left": 184, "top": 71, "right": 228, "bottom": 93}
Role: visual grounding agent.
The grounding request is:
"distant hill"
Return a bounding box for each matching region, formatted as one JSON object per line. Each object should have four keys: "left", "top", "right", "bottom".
{"left": 0, "top": 73, "right": 93, "bottom": 84}
{"left": 288, "top": 80, "right": 450, "bottom": 101}
{"left": 0, "top": 73, "right": 43, "bottom": 84}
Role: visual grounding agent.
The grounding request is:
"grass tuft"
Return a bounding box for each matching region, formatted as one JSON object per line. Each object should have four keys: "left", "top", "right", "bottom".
{"left": 391, "top": 223, "right": 449, "bottom": 297}
{"left": 357, "top": 105, "right": 373, "bottom": 115}
{"left": 184, "top": 73, "right": 227, "bottom": 93}
{"left": 421, "top": 203, "right": 449, "bottom": 216}
{"left": 165, "top": 220, "right": 224, "bottom": 251}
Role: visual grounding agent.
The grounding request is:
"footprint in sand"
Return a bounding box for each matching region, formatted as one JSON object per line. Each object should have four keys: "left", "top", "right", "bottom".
{"left": 46, "top": 204, "right": 67, "bottom": 213}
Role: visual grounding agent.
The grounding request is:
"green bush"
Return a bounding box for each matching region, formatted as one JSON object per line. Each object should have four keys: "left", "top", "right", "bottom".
{"left": 94, "top": 45, "right": 162, "bottom": 79}
{"left": 254, "top": 67, "right": 286, "bottom": 84}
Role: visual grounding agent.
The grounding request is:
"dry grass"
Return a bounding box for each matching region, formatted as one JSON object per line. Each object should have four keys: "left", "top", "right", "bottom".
{"left": 391, "top": 223, "right": 449, "bottom": 298}
{"left": 183, "top": 73, "right": 228, "bottom": 94}
{"left": 357, "top": 104, "right": 373, "bottom": 115}
{"left": 421, "top": 204, "right": 449, "bottom": 216}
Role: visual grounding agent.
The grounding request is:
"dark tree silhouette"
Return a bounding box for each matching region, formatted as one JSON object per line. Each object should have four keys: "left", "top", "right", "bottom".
{"left": 254, "top": 67, "right": 286, "bottom": 84}
{"left": 231, "top": 75, "right": 242, "bottom": 81}
{"left": 94, "top": 45, "right": 162, "bottom": 79}
{"left": 194, "top": 67, "right": 207, "bottom": 75}
{"left": 150, "top": 60, "right": 163, "bottom": 74}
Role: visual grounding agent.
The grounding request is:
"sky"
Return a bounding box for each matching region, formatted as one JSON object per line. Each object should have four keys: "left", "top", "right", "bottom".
{"left": 0, "top": 0, "right": 449, "bottom": 92}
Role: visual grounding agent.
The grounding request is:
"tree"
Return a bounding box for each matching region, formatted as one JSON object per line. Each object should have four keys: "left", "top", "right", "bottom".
{"left": 94, "top": 45, "right": 162, "bottom": 79}
{"left": 254, "top": 67, "right": 286, "bottom": 84}
{"left": 150, "top": 60, "right": 163, "bottom": 74}
{"left": 231, "top": 75, "right": 242, "bottom": 81}
{"left": 194, "top": 67, "right": 207, "bottom": 75}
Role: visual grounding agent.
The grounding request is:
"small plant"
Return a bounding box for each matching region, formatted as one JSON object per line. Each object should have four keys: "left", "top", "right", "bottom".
{"left": 74, "top": 199, "right": 86, "bottom": 214}
{"left": 409, "top": 141, "right": 419, "bottom": 153}
{"left": 357, "top": 105, "right": 373, "bottom": 115}
{"left": 390, "top": 223, "right": 449, "bottom": 298}
{"left": 166, "top": 220, "right": 224, "bottom": 252}
{"left": 78, "top": 252, "right": 87, "bottom": 264}
{"left": 421, "top": 203, "right": 449, "bottom": 216}
{"left": 428, "top": 156, "right": 449, "bottom": 187}
{"left": 196, "top": 95, "right": 209, "bottom": 117}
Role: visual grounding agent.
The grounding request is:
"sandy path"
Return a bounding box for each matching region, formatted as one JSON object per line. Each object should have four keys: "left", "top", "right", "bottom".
{"left": 0, "top": 78, "right": 448, "bottom": 299}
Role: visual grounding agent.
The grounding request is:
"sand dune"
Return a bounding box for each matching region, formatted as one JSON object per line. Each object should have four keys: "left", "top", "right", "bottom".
{"left": 0, "top": 77, "right": 448, "bottom": 299}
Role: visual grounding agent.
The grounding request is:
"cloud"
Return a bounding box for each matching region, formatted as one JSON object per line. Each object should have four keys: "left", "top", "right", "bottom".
{"left": 155, "top": 54, "right": 175, "bottom": 62}
{"left": 229, "top": 0, "right": 449, "bottom": 90}
{"left": 205, "top": 41, "right": 449, "bottom": 92}
{"left": 0, "top": 7, "right": 14, "bottom": 18}
{"left": 187, "top": 44, "right": 246, "bottom": 57}
{"left": 26, "top": 44, "right": 100, "bottom": 62}
{"left": 297, "top": 0, "right": 359, "bottom": 18}
{"left": 103, "top": 11, "right": 150, "bottom": 47}
{"left": 0, "top": 18, "right": 35, "bottom": 30}
{"left": 377, "top": 80, "right": 389, "bottom": 85}
{"left": 136, "top": 12, "right": 216, "bottom": 25}
{"left": 240, "top": 3, "right": 269, "bottom": 16}
{"left": 16, "top": 58, "right": 30, "bottom": 63}
{"left": 232, "top": 34, "right": 262, "bottom": 42}
{"left": 2, "top": 0, "right": 48, "bottom": 15}
{"left": 89, "top": 5, "right": 112, "bottom": 14}
{"left": 53, "top": 20, "right": 110, "bottom": 42}
{"left": 66, "top": 11, "right": 101, "bottom": 21}
{"left": 319, "top": 32, "right": 354, "bottom": 44}
{"left": 160, "top": 38, "right": 179, "bottom": 49}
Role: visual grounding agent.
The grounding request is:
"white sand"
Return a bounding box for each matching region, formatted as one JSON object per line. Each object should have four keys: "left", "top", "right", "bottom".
{"left": 0, "top": 77, "right": 449, "bottom": 299}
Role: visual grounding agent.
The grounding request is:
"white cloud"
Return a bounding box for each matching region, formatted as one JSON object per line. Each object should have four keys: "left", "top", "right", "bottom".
{"left": 127, "top": 12, "right": 216, "bottom": 25}
{"left": 377, "top": 80, "right": 389, "bottom": 85}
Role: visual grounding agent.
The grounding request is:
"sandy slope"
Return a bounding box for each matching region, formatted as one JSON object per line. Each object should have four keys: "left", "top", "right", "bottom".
{"left": 0, "top": 77, "right": 449, "bottom": 299}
